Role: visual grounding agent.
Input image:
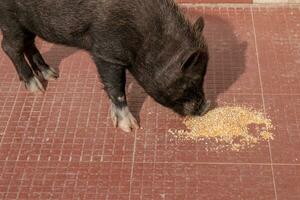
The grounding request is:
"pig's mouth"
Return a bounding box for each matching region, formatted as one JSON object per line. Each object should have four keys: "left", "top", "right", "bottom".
{"left": 152, "top": 94, "right": 211, "bottom": 117}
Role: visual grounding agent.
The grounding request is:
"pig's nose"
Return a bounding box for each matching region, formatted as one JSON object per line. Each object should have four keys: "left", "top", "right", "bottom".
{"left": 200, "top": 100, "right": 211, "bottom": 116}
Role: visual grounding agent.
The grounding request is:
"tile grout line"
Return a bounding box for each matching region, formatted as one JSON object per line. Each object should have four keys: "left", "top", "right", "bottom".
{"left": 250, "top": 7, "right": 278, "bottom": 200}
{"left": 2, "top": 159, "right": 300, "bottom": 166}
{"left": 128, "top": 130, "right": 137, "bottom": 200}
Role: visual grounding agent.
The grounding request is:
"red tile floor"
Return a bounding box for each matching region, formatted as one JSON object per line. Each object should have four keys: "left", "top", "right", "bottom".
{"left": 0, "top": 4, "right": 300, "bottom": 200}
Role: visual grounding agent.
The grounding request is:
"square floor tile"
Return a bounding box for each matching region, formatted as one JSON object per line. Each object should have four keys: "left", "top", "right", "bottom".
{"left": 131, "top": 163, "right": 275, "bottom": 200}
{"left": 252, "top": 7, "right": 300, "bottom": 95}
{"left": 264, "top": 95, "right": 300, "bottom": 164}
{"left": 274, "top": 165, "right": 300, "bottom": 200}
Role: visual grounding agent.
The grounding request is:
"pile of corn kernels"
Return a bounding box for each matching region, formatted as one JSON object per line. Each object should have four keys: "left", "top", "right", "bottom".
{"left": 169, "top": 106, "right": 274, "bottom": 152}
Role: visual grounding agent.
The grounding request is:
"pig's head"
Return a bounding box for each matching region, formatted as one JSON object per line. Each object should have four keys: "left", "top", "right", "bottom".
{"left": 153, "top": 17, "right": 210, "bottom": 116}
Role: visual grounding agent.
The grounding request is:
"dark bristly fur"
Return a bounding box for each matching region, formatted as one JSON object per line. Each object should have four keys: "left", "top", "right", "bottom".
{"left": 0, "top": 0, "right": 209, "bottom": 130}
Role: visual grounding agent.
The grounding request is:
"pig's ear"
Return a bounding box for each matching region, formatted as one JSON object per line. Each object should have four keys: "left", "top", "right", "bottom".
{"left": 193, "top": 16, "right": 205, "bottom": 35}
{"left": 181, "top": 49, "right": 208, "bottom": 76}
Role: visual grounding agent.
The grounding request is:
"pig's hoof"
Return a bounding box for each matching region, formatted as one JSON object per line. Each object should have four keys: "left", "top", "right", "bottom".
{"left": 25, "top": 76, "right": 45, "bottom": 93}
{"left": 41, "top": 66, "right": 59, "bottom": 80}
{"left": 111, "top": 104, "right": 139, "bottom": 133}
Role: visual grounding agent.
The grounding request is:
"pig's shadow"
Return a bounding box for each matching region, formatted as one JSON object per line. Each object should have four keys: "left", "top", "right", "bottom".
{"left": 203, "top": 15, "right": 248, "bottom": 108}
{"left": 37, "top": 44, "right": 77, "bottom": 89}
{"left": 41, "top": 44, "right": 78, "bottom": 74}
{"left": 39, "top": 15, "right": 247, "bottom": 122}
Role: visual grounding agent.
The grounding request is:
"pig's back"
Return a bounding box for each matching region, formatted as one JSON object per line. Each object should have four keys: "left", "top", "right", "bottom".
{"left": 1, "top": 0, "right": 98, "bottom": 49}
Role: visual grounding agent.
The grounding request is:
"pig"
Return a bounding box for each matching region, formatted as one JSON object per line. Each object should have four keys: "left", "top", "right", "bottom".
{"left": 0, "top": 0, "right": 210, "bottom": 132}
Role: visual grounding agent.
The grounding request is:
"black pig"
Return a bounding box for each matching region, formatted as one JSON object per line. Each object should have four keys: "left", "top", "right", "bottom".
{"left": 0, "top": 0, "right": 210, "bottom": 132}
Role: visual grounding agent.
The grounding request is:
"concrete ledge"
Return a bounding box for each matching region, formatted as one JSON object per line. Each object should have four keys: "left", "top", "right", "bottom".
{"left": 177, "top": 0, "right": 300, "bottom": 3}
{"left": 179, "top": 3, "right": 300, "bottom": 7}
{"left": 254, "top": 0, "right": 300, "bottom": 3}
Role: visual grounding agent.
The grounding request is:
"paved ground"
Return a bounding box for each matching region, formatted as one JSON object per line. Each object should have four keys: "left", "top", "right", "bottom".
{"left": 0, "top": 4, "right": 299, "bottom": 200}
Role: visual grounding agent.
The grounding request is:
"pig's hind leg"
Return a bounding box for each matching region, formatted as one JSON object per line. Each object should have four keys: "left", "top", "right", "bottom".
{"left": 23, "top": 32, "right": 59, "bottom": 81}
{"left": 93, "top": 57, "right": 139, "bottom": 133}
{"left": 1, "top": 23, "right": 45, "bottom": 92}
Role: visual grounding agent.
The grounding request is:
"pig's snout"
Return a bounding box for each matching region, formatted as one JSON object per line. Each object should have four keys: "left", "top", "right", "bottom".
{"left": 200, "top": 100, "right": 211, "bottom": 116}
{"left": 182, "top": 99, "right": 211, "bottom": 116}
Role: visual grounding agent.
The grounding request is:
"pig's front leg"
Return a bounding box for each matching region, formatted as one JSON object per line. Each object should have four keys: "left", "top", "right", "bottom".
{"left": 94, "top": 57, "right": 139, "bottom": 132}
